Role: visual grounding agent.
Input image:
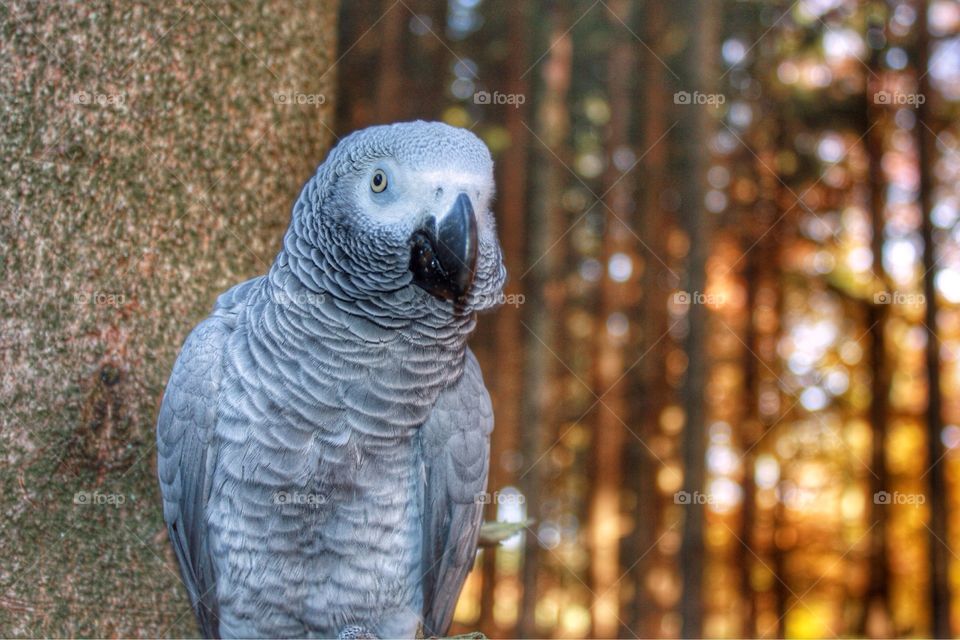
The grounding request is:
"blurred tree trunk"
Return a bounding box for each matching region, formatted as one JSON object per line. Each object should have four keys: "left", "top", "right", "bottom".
{"left": 676, "top": 1, "right": 718, "bottom": 637}
{"left": 375, "top": 0, "right": 406, "bottom": 122}
{"left": 516, "top": 1, "right": 573, "bottom": 636}
{"left": 739, "top": 242, "right": 762, "bottom": 637}
{"left": 587, "top": 2, "right": 637, "bottom": 636}
{"left": 621, "top": 0, "right": 669, "bottom": 635}
{"left": 408, "top": 0, "right": 449, "bottom": 119}
{"left": 481, "top": 3, "right": 531, "bottom": 637}
{"left": 739, "top": 104, "right": 790, "bottom": 637}
{"left": 764, "top": 110, "right": 791, "bottom": 640}
{"left": 739, "top": 241, "right": 790, "bottom": 640}
{"left": 771, "top": 496, "right": 790, "bottom": 637}
{"left": 336, "top": 0, "right": 377, "bottom": 130}
{"left": 914, "top": 2, "right": 952, "bottom": 636}
{"left": 859, "top": 12, "right": 893, "bottom": 635}
{"left": 0, "top": 1, "right": 338, "bottom": 635}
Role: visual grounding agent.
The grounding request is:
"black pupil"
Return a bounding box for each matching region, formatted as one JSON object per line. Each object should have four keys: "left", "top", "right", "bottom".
{"left": 373, "top": 173, "right": 383, "bottom": 186}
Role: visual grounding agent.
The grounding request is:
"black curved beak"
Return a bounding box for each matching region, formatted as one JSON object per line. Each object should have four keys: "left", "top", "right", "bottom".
{"left": 409, "top": 192, "right": 479, "bottom": 303}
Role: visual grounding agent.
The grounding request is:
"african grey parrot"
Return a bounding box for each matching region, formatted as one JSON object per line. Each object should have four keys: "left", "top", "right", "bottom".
{"left": 157, "top": 121, "right": 506, "bottom": 639}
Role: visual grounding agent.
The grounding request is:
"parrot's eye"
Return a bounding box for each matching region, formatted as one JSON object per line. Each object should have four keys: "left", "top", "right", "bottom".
{"left": 371, "top": 169, "right": 388, "bottom": 193}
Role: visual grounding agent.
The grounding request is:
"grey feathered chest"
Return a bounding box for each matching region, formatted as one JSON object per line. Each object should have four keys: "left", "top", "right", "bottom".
{"left": 204, "top": 280, "right": 465, "bottom": 638}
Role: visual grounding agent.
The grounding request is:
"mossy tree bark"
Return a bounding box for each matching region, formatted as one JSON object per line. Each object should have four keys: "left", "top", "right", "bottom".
{"left": 0, "top": 1, "right": 338, "bottom": 635}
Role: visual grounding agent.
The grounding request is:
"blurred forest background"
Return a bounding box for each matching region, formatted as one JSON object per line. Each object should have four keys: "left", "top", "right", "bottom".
{"left": 336, "top": 0, "right": 960, "bottom": 638}
{"left": 4, "top": 0, "right": 960, "bottom": 638}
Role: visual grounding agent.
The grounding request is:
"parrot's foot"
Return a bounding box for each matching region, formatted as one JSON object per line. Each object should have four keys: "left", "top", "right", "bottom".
{"left": 338, "top": 625, "right": 378, "bottom": 639}
{"left": 416, "top": 623, "right": 486, "bottom": 639}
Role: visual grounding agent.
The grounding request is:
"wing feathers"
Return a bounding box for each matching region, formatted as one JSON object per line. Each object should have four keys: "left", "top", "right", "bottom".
{"left": 420, "top": 350, "right": 493, "bottom": 637}
{"left": 157, "top": 279, "right": 256, "bottom": 638}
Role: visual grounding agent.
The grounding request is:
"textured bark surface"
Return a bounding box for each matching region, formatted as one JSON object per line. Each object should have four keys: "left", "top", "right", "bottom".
{"left": 0, "top": 1, "right": 337, "bottom": 635}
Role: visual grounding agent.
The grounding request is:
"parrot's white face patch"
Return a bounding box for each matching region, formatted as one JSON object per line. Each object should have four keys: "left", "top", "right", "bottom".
{"left": 357, "top": 162, "right": 493, "bottom": 229}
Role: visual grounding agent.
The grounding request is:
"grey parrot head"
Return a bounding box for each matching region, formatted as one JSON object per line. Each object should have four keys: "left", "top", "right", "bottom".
{"left": 290, "top": 121, "right": 506, "bottom": 317}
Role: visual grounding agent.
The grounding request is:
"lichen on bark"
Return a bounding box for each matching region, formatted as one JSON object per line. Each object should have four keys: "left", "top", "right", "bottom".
{"left": 0, "top": 1, "right": 338, "bottom": 635}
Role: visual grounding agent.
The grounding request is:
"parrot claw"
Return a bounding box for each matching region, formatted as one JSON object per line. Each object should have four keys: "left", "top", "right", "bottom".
{"left": 338, "top": 624, "right": 378, "bottom": 639}
{"left": 417, "top": 628, "right": 486, "bottom": 640}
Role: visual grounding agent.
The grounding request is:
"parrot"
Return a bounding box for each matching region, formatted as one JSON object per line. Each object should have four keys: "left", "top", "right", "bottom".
{"left": 156, "top": 121, "right": 507, "bottom": 639}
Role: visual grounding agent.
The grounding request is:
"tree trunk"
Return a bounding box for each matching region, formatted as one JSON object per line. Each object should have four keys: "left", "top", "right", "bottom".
{"left": 408, "top": 0, "right": 449, "bottom": 120}
{"left": 375, "top": 0, "right": 406, "bottom": 123}
{"left": 859, "top": 11, "right": 893, "bottom": 635}
{"left": 739, "top": 247, "right": 761, "bottom": 637}
{"left": 0, "top": 1, "right": 339, "bottom": 635}
{"left": 914, "top": 1, "right": 952, "bottom": 636}
{"left": 336, "top": 0, "right": 378, "bottom": 131}
{"left": 516, "top": 1, "right": 573, "bottom": 636}
{"left": 676, "top": 1, "right": 718, "bottom": 637}
{"left": 622, "top": 0, "right": 669, "bottom": 635}
{"left": 587, "top": 1, "right": 636, "bottom": 636}
{"left": 481, "top": 3, "right": 531, "bottom": 637}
